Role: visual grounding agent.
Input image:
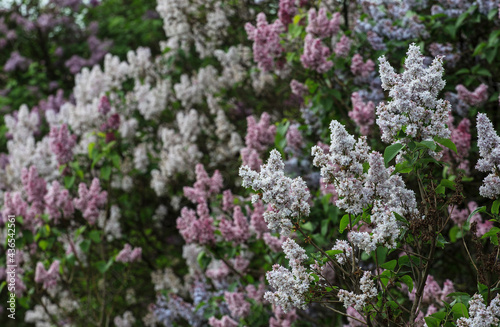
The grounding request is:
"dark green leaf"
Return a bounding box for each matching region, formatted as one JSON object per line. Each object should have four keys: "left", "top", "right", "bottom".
{"left": 339, "top": 214, "right": 349, "bottom": 233}
{"left": 384, "top": 143, "right": 405, "bottom": 167}
{"left": 381, "top": 260, "right": 397, "bottom": 271}
{"left": 434, "top": 137, "right": 457, "bottom": 154}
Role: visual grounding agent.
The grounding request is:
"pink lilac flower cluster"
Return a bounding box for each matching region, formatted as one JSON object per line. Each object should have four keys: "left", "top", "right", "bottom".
{"left": 456, "top": 294, "right": 500, "bottom": 327}
{"left": 376, "top": 44, "right": 451, "bottom": 144}
{"left": 245, "top": 13, "right": 285, "bottom": 72}
{"left": 265, "top": 238, "right": 313, "bottom": 312}
{"left": 21, "top": 166, "right": 47, "bottom": 217}
{"left": 448, "top": 201, "right": 493, "bottom": 236}
{"left": 183, "top": 164, "right": 223, "bottom": 204}
{"left": 290, "top": 79, "right": 308, "bottom": 97}
{"left": 306, "top": 9, "right": 340, "bottom": 38}
{"left": 407, "top": 275, "right": 455, "bottom": 304}
{"left": 456, "top": 84, "right": 488, "bottom": 107}
{"left": 34, "top": 260, "right": 60, "bottom": 290}
{"left": 429, "top": 43, "right": 460, "bottom": 68}
{"left": 224, "top": 291, "right": 250, "bottom": 318}
{"left": 338, "top": 271, "right": 377, "bottom": 311}
{"left": 349, "top": 92, "right": 375, "bottom": 136}
{"left": 350, "top": 54, "right": 375, "bottom": 78}
{"left": 73, "top": 178, "right": 108, "bottom": 225}
{"left": 285, "top": 124, "right": 304, "bottom": 153}
{"left": 240, "top": 112, "right": 277, "bottom": 171}
{"left": 476, "top": 113, "right": 500, "bottom": 199}
{"left": 312, "top": 121, "right": 417, "bottom": 252}
{"left": 269, "top": 304, "right": 297, "bottom": 327}
{"left": 218, "top": 206, "right": 250, "bottom": 244}
{"left": 115, "top": 243, "right": 142, "bottom": 263}
{"left": 301, "top": 34, "right": 333, "bottom": 73}
{"left": 44, "top": 181, "right": 75, "bottom": 223}
{"left": 278, "top": 0, "right": 297, "bottom": 26}
{"left": 49, "top": 124, "right": 77, "bottom": 165}
{"left": 240, "top": 149, "right": 310, "bottom": 236}
{"left": 209, "top": 316, "right": 238, "bottom": 327}
{"left": 441, "top": 114, "right": 471, "bottom": 171}
{"left": 334, "top": 35, "right": 351, "bottom": 58}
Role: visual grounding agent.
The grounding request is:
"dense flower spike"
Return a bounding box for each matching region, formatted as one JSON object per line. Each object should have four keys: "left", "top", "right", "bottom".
{"left": 301, "top": 34, "right": 333, "bottom": 73}
{"left": 338, "top": 271, "right": 377, "bottom": 311}
{"left": 376, "top": 43, "right": 451, "bottom": 144}
{"left": 240, "top": 149, "right": 310, "bottom": 236}
{"left": 116, "top": 243, "right": 142, "bottom": 263}
{"left": 183, "top": 164, "right": 223, "bottom": 204}
{"left": 312, "top": 121, "right": 417, "bottom": 252}
{"left": 264, "top": 239, "right": 313, "bottom": 312}
{"left": 240, "top": 112, "right": 277, "bottom": 170}
{"left": 34, "top": 260, "right": 60, "bottom": 289}
{"left": 177, "top": 206, "right": 215, "bottom": 244}
{"left": 245, "top": 13, "right": 285, "bottom": 72}
{"left": 456, "top": 84, "right": 488, "bottom": 106}
{"left": 218, "top": 206, "right": 250, "bottom": 244}
{"left": 49, "top": 124, "right": 77, "bottom": 165}
{"left": 456, "top": 294, "right": 500, "bottom": 326}
{"left": 224, "top": 291, "right": 250, "bottom": 318}
{"left": 334, "top": 35, "right": 351, "bottom": 58}
{"left": 73, "top": 178, "right": 108, "bottom": 225}
{"left": 349, "top": 92, "right": 375, "bottom": 135}
{"left": 476, "top": 113, "right": 500, "bottom": 199}
{"left": 44, "top": 181, "right": 74, "bottom": 223}
{"left": 306, "top": 9, "right": 340, "bottom": 38}
{"left": 350, "top": 54, "right": 375, "bottom": 78}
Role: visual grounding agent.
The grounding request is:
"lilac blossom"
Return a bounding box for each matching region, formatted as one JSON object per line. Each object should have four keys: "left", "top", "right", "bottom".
{"left": 183, "top": 164, "right": 223, "bottom": 204}
{"left": 224, "top": 291, "right": 250, "bottom": 318}
{"left": 177, "top": 205, "right": 215, "bottom": 245}
{"left": 332, "top": 239, "right": 354, "bottom": 265}
{"left": 116, "top": 244, "right": 142, "bottom": 263}
{"left": 73, "top": 178, "right": 108, "bottom": 225}
{"left": 49, "top": 124, "right": 77, "bottom": 165}
{"left": 263, "top": 232, "right": 287, "bottom": 252}
{"left": 34, "top": 260, "right": 60, "bottom": 289}
{"left": 269, "top": 304, "right": 297, "bottom": 327}
{"left": 222, "top": 189, "right": 234, "bottom": 212}
{"left": 240, "top": 149, "right": 310, "bottom": 236}
{"left": 476, "top": 113, "right": 500, "bottom": 199}
{"left": 278, "top": 0, "right": 297, "bottom": 26}
{"left": 290, "top": 79, "right": 308, "bottom": 97}
{"left": 285, "top": 124, "right": 304, "bottom": 153}
{"left": 208, "top": 316, "right": 238, "bottom": 327}
{"left": 429, "top": 43, "right": 460, "bottom": 67}
{"left": 2, "top": 192, "right": 28, "bottom": 225}
{"left": 306, "top": 9, "right": 340, "bottom": 38}
{"left": 245, "top": 13, "right": 285, "bottom": 72}
{"left": 456, "top": 294, "right": 500, "bottom": 326}
{"left": 264, "top": 239, "right": 313, "bottom": 312}
{"left": 44, "top": 181, "right": 74, "bottom": 223}
{"left": 456, "top": 84, "right": 488, "bottom": 107}
{"left": 240, "top": 112, "right": 277, "bottom": 170}
{"left": 338, "top": 271, "right": 377, "bottom": 311}
{"left": 4, "top": 51, "right": 31, "bottom": 72}
{"left": 218, "top": 206, "right": 250, "bottom": 244}
{"left": 376, "top": 43, "right": 451, "bottom": 144}
{"left": 334, "top": 35, "right": 351, "bottom": 58}
{"left": 350, "top": 54, "right": 375, "bottom": 78}
{"left": 301, "top": 34, "right": 333, "bottom": 73}
{"left": 349, "top": 92, "right": 375, "bottom": 136}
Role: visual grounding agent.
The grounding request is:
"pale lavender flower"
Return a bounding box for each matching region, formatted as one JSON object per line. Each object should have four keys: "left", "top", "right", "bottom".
{"left": 49, "top": 124, "right": 77, "bottom": 165}
{"left": 245, "top": 13, "right": 285, "bottom": 72}
{"left": 183, "top": 164, "right": 223, "bottom": 204}
{"left": 73, "top": 178, "right": 107, "bottom": 225}
{"left": 44, "top": 181, "right": 74, "bottom": 223}
{"left": 376, "top": 43, "right": 450, "bottom": 144}
{"left": 240, "top": 149, "right": 310, "bottom": 236}
{"left": 350, "top": 54, "right": 375, "bottom": 78}
{"left": 290, "top": 80, "right": 308, "bottom": 97}
{"left": 278, "top": 0, "right": 297, "bottom": 26}
{"left": 116, "top": 244, "right": 142, "bottom": 263}
{"left": 306, "top": 9, "right": 340, "bottom": 38}
{"left": 34, "top": 260, "right": 60, "bottom": 289}
{"left": 286, "top": 124, "right": 304, "bottom": 153}
{"left": 208, "top": 316, "right": 238, "bottom": 327}
{"left": 456, "top": 84, "right": 488, "bottom": 107}
{"left": 301, "top": 34, "right": 333, "bottom": 73}
{"left": 349, "top": 92, "right": 375, "bottom": 136}
{"left": 218, "top": 206, "right": 250, "bottom": 244}
{"left": 476, "top": 113, "right": 500, "bottom": 199}
{"left": 224, "top": 291, "right": 250, "bottom": 318}
{"left": 334, "top": 35, "right": 351, "bottom": 58}
{"left": 457, "top": 294, "right": 500, "bottom": 326}
{"left": 338, "top": 271, "right": 377, "bottom": 311}
{"left": 269, "top": 304, "right": 297, "bottom": 327}
{"left": 4, "top": 51, "right": 31, "bottom": 72}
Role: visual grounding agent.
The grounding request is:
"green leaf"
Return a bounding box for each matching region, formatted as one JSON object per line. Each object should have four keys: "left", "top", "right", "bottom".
{"left": 472, "top": 42, "right": 487, "bottom": 56}
{"left": 101, "top": 165, "right": 112, "bottom": 181}
{"left": 424, "top": 316, "right": 440, "bottom": 327}
{"left": 64, "top": 175, "right": 76, "bottom": 189}
{"left": 197, "top": 251, "right": 211, "bottom": 270}
{"left": 0, "top": 281, "right": 6, "bottom": 294}
{"left": 326, "top": 249, "right": 343, "bottom": 257}
{"left": 88, "top": 142, "right": 95, "bottom": 159}
{"left": 79, "top": 239, "right": 91, "bottom": 253}
{"left": 488, "top": 8, "right": 498, "bottom": 20}
{"left": 89, "top": 230, "right": 101, "bottom": 243}
{"left": 398, "top": 255, "right": 409, "bottom": 267}
{"left": 384, "top": 143, "right": 405, "bottom": 167}
{"left": 400, "top": 275, "right": 413, "bottom": 292}
{"left": 339, "top": 214, "right": 349, "bottom": 233}
{"left": 436, "top": 233, "right": 449, "bottom": 248}
{"left": 467, "top": 206, "right": 487, "bottom": 224}
{"left": 380, "top": 260, "right": 397, "bottom": 271}
{"left": 452, "top": 302, "right": 469, "bottom": 318}
{"left": 434, "top": 137, "right": 457, "bottom": 154}
{"left": 440, "top": 179, "right": 456, "bottom": 190}
{"left": 418, "top": 140, "right": 437, "bottom": 151}
{"left": 455, "top": 68, "right": 470, "bottom": 75}
{"left": 492, "top": 200, "right": 500, "bottom": 215}
{"left": 96, "top": 259, "right": 113, "bottom": 273}
{"left": 394, "top": 212, "right": 409, "bottom": 224}
{"left": 39, "top": 240, "right": 49, "bottom": 250}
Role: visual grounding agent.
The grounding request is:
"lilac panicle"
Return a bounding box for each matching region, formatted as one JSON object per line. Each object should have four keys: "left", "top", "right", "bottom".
{"left": 301, "top": 34, "right": 333, "bottom": 73}
{"left": 73, "top": 178, "right": 108, "bottom": 225}
{"left": 306, "top": 9, "right": 340, "bottom": 38}
{"left": 44, "top": 181, "right": 74, "bottom": 223}
{"left": 34, "top": 260, "right": 60, "bottom": 289}
{"left": 49, "top": 124, "right": 77, "bottom": 165}
{"left": 476, "top": 113, "right": 500, "bottom": 199}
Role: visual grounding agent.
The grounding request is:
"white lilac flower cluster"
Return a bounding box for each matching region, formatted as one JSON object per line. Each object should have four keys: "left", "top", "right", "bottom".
{"left": 476, "top": 113, "right": 500, "bottom": 199}
{"left": 312, "top": 121, "right": 417, "bottom": 253}
{"left": 239, "top": 149, "right": 311, "bottom": 236}
{"left": 332, "top": 239, "right": 354, "bottom": 265}
{"left": 338, "top": 271, "right": 378, "bottom": 311}
{"left": 264, "top": 238, "right": 313, "bottom": 312}
{"left": 456, "top": 294, "right": 500, "bottom": 327}
{"left": 376, "top": 43, "right": 451, "bottom": 145}
{"left": 155, "top": 0, "right": 232, "bottom": 58}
